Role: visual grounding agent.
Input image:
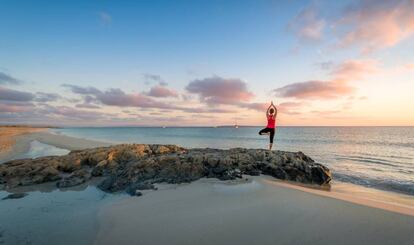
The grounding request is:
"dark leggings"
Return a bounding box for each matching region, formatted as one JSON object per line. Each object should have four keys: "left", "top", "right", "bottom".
{"left": 259, "top": 128, "right": 275, "bottom": 143}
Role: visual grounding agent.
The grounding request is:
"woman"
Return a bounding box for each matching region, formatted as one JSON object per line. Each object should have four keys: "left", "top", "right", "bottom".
{"left": 259, "top": 101, "right": 277, "bottom": 150}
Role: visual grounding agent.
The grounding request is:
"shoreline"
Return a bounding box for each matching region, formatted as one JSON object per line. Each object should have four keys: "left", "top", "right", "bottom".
{"left": 0, "top": 126, "right": 47, "bottom": 160}
{"left": 0, "top": 127, "right": 111, "bottom": 163}
{"left": 1, "top": 127, "right": 413, "bottom": 217}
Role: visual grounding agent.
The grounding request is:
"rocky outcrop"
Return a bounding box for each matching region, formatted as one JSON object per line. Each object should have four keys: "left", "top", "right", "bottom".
{"left": 0, "top": 144, "right": 332, "bottom": 194}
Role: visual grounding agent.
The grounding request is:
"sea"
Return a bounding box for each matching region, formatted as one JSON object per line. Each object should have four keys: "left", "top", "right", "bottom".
{"left": 50, "top": 126, "right": 414, "bottom": 196}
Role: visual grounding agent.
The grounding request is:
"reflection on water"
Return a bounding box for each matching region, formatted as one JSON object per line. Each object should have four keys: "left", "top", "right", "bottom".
{"left": 0, "top": 185, "right": 124, "bottom": 245}
{"left": 54, "top": 127, "right": 414, "bottom": 195}
{"left": 21, "top": 140, "right": 70, "bottom": 159}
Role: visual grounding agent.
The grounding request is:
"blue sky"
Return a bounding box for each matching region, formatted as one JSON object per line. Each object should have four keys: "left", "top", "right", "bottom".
{"left": 1, "top": 0, "right": 413, "bottom": 126}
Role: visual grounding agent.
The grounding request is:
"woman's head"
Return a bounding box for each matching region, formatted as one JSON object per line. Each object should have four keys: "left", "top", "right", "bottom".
{"left": 269, "top": 108, "right": 274, "bottom": 114}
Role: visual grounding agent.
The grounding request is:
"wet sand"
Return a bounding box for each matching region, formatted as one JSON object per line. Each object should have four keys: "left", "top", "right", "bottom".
{"left": 95, "top": 177, "right": 414, "bottom": 245}
{"left": 0, "top": 126, "right": 46, "bottom": 159}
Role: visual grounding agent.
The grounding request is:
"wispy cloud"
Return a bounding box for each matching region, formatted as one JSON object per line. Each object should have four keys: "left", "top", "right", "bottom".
{"left": 330, "top": 59, "right": 378, "bottom": 81}
{"left": 142, "top": 73, "right": 167, "bottom": 85}
{"left": 288, "top": 5, "right": 325, "bottom": 42}
{"left": 0, "top": 72, "right": 23, "bottom": 85}
{"left": 99, "top": 11, "right": 112, "bottom": 26}
{"left": 34, "top": 92, "right": 62, "bottom": 102}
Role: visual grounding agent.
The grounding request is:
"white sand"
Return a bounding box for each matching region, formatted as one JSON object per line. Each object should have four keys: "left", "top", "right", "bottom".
{"left": 95, "top": 176, "right": 414, "bottom": 245}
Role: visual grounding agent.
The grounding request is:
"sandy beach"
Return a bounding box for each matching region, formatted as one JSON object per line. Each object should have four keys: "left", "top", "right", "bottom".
{"left": 95, "top": 176, "right": 414, "bottom": 245}
{"left": 0, "top": 126, "right": 46, "bottom": 159}
{"left": 0, "top": 126, "right": 111, "bottom": 163}
{"left": 1, "top": 127, "right": 414, "bottom": 245}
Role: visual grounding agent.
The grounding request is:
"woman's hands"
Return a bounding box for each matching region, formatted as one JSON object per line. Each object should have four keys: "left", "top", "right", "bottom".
{"left": 266, "top": 101, "right": 277, "bottom": 118}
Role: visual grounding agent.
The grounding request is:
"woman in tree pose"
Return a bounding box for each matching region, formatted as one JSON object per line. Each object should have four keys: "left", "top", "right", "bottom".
{"left": 258, "top": 101, "right": 277, "bottom": 150}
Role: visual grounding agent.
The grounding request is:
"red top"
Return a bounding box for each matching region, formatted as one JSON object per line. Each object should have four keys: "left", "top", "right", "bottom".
{"left": 267, "top": 115, "right": 276, "bottom": 128}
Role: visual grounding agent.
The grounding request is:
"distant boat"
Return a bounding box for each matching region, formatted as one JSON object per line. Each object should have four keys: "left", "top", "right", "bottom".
{"left": 234, "top": 120, "right": 239, "bottom": 128}
{"left": 162, "top": 126, "right": 166, "bottom": 128}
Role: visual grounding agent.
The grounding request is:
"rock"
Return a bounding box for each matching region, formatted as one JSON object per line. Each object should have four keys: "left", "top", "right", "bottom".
{"left": 0, "top": 144, "right": 332, "bottom": 193}
{"left": 126, "top": 190, "right": 143, "bottom": 197}
{"left": 125, "top": 183, "right": 151, "bottom": 196}
{"left": 2, "top": 193, "right": 28, "bottom": 200}
{"left": 97, "top": 176, "right": 116, "bottom": 192}
{"left": 56, "top": 169, "right": 91, "bottom": 188}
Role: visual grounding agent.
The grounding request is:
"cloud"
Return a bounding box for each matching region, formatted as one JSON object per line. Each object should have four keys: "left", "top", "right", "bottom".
{"left": 315, "top": 61, "right": 334, "bottom": 70}
{"left": 0, "top": 86, "right": 35, "bottom": 101}
{"left": 40, "top": 105, "right": 113, "bottom": 120}
{"left": 99, "top": 11, "right": 112, "bottom": 25}
{"left": 75, "top": 103, "right": 101, "bottom": 109}
{"left": 330, "top": 59, "right": 378, "bottom": 81}
{"left": 34, "top": 92, "right": 62, "bottom": 102}
{"left": 406, "top": 63, "right": 414, "bottom": 70}
{"left": 145, "top": 85, "right": 178, "bottom": 98}
{"left": 63, "top": 84, "right": 183, "bottom": 110}
{"left": 288, "top": 5, "right": 325, "bottom": 42}
{"left": 62, "top": 84, "right": 101, "bottom": 95}
{"left": 337, "top": 0, "right": 414, "bottom": 53}
{"left": 311, "top": 110, "right": 341, "bottom": 115}
{"left": 95, "top": 88, "right": 176, "bottom": 109}
{"left": 0, "top": 101, "right": 34, "bottom": 113}
{"left": 0, "top": 72, "right": 23, "bottom": 85}
{"left": 239, "top": 102, "right": 268, "bottom": 111}
{"left": 142, "top": 73, "right": 166, "bottom": 85}
{"left": 274, "top": 80, "right": 354, "bottom": 99}
{"left": 239, "top": 101, "right": 304, "bottom": 115}
{"left": 279, "top": 102, "right": 304, "bottom": 108}
{"left": 273, "top": 59, "right": 377, "bottom": 100}
{"left": 181, "top": 107, "right": 232, "bottom": 114}
{"left": 186, "top": 76, "right": 254, "bottom": 105}
{"left": 289, "top": 1, "right": 414, "bottom": 53}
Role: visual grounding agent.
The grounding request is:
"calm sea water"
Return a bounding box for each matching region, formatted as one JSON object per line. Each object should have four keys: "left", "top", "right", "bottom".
{"left": 52, "top": 126, "right": 414, "bottom": 196}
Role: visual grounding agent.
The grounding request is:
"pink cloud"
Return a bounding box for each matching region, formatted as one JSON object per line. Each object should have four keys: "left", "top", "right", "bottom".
{"left": 186, "top": 76, "right": 254, "bottom": 105}
{"left": 330, "top": 59, "right": 378, "bottom": 81}
{"left": 240, "top": 102, "right": 267, "bottom": 111}
{"left": 145, "top": 85, "right": 178, "bottom": 98}
{"left": 336, "top": 0, "right": 414, "bottom": 53}
{"left": 0, "top": 104, "right": 32, "bottom": 113}
{"left": 273, "top": 59, "right": 377, "bottom": 100}
{"left": 274, "top": 80, "right": 354, "bottom": 99}
{"left": 406, "top": 63, "right": 414, "bottom": 70}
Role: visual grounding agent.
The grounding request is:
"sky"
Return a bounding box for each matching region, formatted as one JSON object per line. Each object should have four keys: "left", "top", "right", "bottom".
{"left": 0, "top": 0, "right": 413, "bottom": 126}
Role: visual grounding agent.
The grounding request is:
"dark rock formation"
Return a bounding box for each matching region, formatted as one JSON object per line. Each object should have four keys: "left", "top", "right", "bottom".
{"left": 0, "top": 144, "right": 332, "bottom": 195}
{"left": 2, "top": 193, "right": 28, "bottom": 200}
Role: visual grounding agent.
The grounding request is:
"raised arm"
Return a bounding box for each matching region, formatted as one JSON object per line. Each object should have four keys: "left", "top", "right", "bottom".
{"left": 270, "top": 101, "right": 277, "bottom": 119}
{"left": 266, "top": 103, "right": 272, "bottom": 117}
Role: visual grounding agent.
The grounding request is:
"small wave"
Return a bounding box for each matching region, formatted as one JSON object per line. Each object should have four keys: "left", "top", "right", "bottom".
{"left": 333, "top": 173, "right": 414, "bottom": 196}
{"left": 335, "top": 156, "right": 402, "bottom": 168}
